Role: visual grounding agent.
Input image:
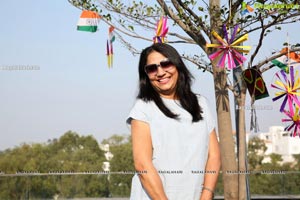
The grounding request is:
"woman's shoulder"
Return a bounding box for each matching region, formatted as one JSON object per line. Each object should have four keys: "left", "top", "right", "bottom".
{"left": 129, "top": 98, "right": 157, "bottom": 114}
{"left": 127, "top": 99, "right": 156, "bottom": 125}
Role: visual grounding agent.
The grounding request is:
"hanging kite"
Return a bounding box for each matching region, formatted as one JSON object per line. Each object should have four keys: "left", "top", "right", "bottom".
{"left": 242, "top": 68, "right": 269, "bottom": 100}
{"left": 272, "top": 47, "right": 300, "bottom": 72}
{"left": 153, "top": 16, "right": 168, "bottom": 43}
{"left": 282, "top": 104, "right": 300, "bottom": 137}
{"left": 77, "top": 10, "right": 101, "bottom": 33}
{"left": 242, "top": 68, "right": 269, "bottom": 132}
{"left": 206, "top": 25, "right": 251, "bottom": 69}
{"left": 107, "top": 26, "right": 115, "bottom": 68}
{"left": 271, "top": 66, "right": 300, "bottom": 112}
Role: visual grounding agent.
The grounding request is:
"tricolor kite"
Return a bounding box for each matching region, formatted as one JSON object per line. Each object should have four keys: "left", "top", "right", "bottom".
{"left": 107, "top": 26, "right": 115, "bottom": 68}
{"left": 272, "top": 47, "right": 300, "bottom": 72}
{"left": 77, "top": 10, "right": 101, "bottom": 33}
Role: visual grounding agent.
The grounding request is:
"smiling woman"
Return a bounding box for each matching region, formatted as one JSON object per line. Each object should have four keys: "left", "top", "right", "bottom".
{"left": 126, "top": 43, "right": 221, "bottom": 200}
{"left": 145, "top": 52, "right": 178, "bottom": 99}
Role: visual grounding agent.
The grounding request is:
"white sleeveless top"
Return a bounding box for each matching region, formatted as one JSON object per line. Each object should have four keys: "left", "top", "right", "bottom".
{"left": 126, "top": 95, "right": 215, "bottom": 200}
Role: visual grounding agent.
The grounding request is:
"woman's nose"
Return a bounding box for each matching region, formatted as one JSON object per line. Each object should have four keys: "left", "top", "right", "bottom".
{"left": 156, "top": 66, "right": 166, "bottom": 76}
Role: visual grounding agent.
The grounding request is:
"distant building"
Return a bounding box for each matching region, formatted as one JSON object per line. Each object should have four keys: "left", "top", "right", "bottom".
{"left": 248, "top": 126, "right": 300, "bottom": 163}
{"left": 99, "top": 144, "right": 113, "bottom": 171}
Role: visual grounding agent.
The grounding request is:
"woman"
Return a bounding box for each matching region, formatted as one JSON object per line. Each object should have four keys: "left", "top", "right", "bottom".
{"left": 126, "top": 43, "right": 221, "bottom": 200}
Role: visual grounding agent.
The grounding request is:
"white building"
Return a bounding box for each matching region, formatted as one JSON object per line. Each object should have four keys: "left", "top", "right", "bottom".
{"left": 248, "top": 126, "right": 300, "bottom": 163}
{"left": 99, "top": 144, "right": 113, "bottom": 171}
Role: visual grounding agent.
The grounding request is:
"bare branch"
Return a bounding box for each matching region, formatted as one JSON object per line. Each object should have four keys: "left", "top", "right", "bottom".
{"left": 245, "top": 11, "right": 300, "bottom": 35}
{"left": 231, "top": 0, "right": 243, "bottom": 15}
{"left": 156, "top": 0, "right": 207, "bottom": 50}
{"left": 181, "top": 54, "right": 213, "bottom": 74}
{"left": 114, "top": 31, "right": 140, "bottom": 55}
{"left": 250, "top": 13, "right": 266, "bottom": 65}
{"left": 176, "top": 0, "right": 209, "bottom": 35}
{"left": 226, "top": 0, "right": 244, "bottom": 24}
{"left": 168, "top": 33, "right": 196, "bottom": 43}
{"left": 253, "top": 47, "right": 300, "bottom": 70}
{"left": 260, "top": 64, "right": 276, "bottom": 73}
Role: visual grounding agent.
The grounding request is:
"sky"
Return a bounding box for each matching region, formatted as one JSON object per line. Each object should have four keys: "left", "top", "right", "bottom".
{"left": 0, "top": 0, "right": 299, "bottom": 150}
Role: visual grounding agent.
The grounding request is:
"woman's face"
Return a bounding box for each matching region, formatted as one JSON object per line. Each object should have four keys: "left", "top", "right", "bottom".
{"left": 145, "top": 51, "right": 179, "bottom": 99}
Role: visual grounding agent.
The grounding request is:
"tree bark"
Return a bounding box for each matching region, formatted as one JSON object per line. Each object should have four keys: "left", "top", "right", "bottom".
{"left": 237, "top": 88, "right": 248, "bottom": 200}
{"left": 209, "top": 0, "right": 239, "bottom": 198}
{"left": 233, "top": 58, "right": 248, "bottom": 199}
{"left": 212, "top": 67, "right": 239, "bottom": 200}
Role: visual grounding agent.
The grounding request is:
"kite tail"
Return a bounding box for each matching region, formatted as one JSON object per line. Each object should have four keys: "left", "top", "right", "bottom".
{"left": 250, "top": 100, "right": 259, "bottom": 133}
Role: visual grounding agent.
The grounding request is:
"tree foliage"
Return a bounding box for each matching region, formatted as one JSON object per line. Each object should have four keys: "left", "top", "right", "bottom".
{"left": 101, "top": 134, "right": 134, "bottom": 197}
{"left": 0, "top": 131, "right": 109, "bottom": 199}
{"left": 248, "top": 136, "right": 267, "bottom": 169}
{"left": 1, "top": 133, "right": 300, "bottom": 197}
{"left": 247, "top": 137, "right": 300, "bottom": 195}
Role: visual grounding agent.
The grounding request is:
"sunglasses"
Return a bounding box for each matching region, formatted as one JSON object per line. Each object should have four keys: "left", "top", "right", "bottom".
{"left": 144, "top": 59, "right": 174, "bottom": 75}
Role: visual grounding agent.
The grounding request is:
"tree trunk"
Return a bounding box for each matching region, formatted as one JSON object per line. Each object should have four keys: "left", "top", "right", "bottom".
{"left": 237, "top": 88, "right": 248, "bottom": 200}
{"left": 234, "top": 62, "right": 249, "bottom": 199}
{"left": 209, "top": 0, "right": 239, "bottom": 198}
{"left": 213, "top": 67, "right": 239, "bottom": 200}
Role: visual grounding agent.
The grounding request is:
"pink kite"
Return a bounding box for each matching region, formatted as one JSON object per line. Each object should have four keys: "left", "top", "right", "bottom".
{"left": 153, "top": 16, "right": 168, "bottom": 43}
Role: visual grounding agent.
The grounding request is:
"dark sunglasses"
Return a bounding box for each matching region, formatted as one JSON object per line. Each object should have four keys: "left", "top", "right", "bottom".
{"left": 144, "top": 59, "right": 174, "bottom": 75}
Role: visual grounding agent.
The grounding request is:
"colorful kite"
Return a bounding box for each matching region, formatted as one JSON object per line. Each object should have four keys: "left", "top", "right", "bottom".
{"left": 153, "top": 16, "right": 168, "bottom": 43}
{"left": 282, "top": 104, "right": 300, "bottom": 137}
{"left": 271, "top": 66, "right": 300, "bottom": 112}
{"left": 272, "top": 47, "right": 300, "bottom": 72}
{"left": 107, "top": 26, "right": 115, "bottom": 68}
{"left": 206, "top": 25, "right": 251, "bottom": 69}
{"left": 77, "top": 10, "right": 101, "bottom": 33}
{"left": 242, "top": 68, "right": 269, "bottom": 100}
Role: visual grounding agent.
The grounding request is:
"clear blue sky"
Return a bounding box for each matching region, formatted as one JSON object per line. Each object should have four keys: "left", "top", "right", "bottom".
{"left": 0, "top": 0, "right": 298, "bottom": 150}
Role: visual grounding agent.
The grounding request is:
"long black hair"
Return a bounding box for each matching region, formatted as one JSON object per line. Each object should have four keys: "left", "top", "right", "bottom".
{"left": 137, "top": 43, "right": 203, "bottom": 122}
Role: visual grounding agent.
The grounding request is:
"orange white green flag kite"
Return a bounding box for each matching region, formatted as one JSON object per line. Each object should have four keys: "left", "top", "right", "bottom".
{"left": 272, "top": 47, "right": 300, "bottom": 72}
{"left": 77, "top": 10, "right": 101, "bottom": 33}
{"left": 107, "top": 26, "right": 115, "bottom": 68}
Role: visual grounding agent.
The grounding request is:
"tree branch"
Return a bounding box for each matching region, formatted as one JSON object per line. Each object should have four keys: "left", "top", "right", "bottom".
{"left": 244, "top": 11, "right": 300, "bottom": 35}
{"left": 181, "top": 54, "right": 213, "bottom": 74}
{"left": 156, "top": 0, "right": 207, "bottom": 50}
{"left": 253, "top": 47, "right": 300, "bottom": 71}
{"left": 176, "top": 0, "right": 209, "bottom": 35}
{"left": 226, "top": 0, "right": 244, "bottom": 24}
{"left": 231, "top": 0, "right": 243, "bottom": 15}
{"left": 250, "top": 13, "right": 266, "bottom": 65}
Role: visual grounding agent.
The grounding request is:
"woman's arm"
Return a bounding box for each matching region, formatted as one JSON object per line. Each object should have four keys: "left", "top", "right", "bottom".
{"left": 131, "top": 119, "right": 168, "bottom": 200}
{"left": 200, "top": 129, "right": 221, "bottom": 200}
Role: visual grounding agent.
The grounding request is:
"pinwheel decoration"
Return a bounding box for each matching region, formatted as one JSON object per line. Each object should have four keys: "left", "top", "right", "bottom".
{"left": 206, "top": 25, "right": 251, "bottom": 69}
{"left": 271, "top": 66, "right": 300, "bottom": 112}
{"left": 282, "top": 104, "right": 300, "bottom": 137}
{"left": 153, "top": 16, "right": 168, "bottom": 43}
